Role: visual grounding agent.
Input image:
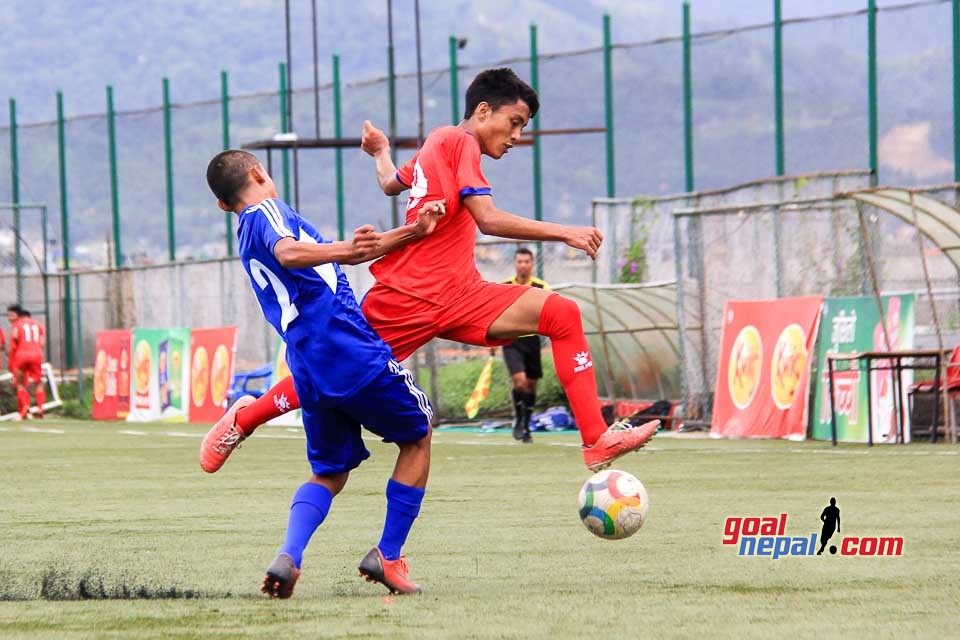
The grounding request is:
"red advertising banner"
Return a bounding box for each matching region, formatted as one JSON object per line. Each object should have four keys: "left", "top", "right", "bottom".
{"left": 92, "top": 329, "right": 132, "bottom": 420}
{"left": 188, "top": 327, "right": 239, "bottom": 422}
{"left": 711, "top": 297, "right": 823, "bottom": 439}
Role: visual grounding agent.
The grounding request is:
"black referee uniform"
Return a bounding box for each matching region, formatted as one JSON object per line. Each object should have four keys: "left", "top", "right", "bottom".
{"left": 502, "top": 275, "right": 550, "bottom": 441}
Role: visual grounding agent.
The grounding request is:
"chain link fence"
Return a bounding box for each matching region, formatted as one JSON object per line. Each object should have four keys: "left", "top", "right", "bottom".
{"left": 593, "top": 173, "right": 960, "bottom": 422}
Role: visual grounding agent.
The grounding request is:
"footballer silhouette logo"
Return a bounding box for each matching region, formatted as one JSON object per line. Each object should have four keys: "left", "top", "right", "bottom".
{"left": 573, "top": 351, "right": 593, "bottom": 373}
{"left": 817, "top": 497, "right": 841, "bottom": 555}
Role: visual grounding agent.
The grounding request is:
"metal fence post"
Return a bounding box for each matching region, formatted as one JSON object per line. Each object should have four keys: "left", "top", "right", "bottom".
{"left": 530, "top": 23, "right": 544, "bottom": 278}
{"left": 954, "top": 0, "right": 959, "bottom": 183}
{"left": 107, "top": 86, "right": 122, "bottom": 267}
{"left": 221, "top": 70, "right": 234, "bottom": 256}
{"left": 449, "top": 35, "right": 460, "bottom": 125}
{"left": 867, "top": 0, "right": 878, "bottom": 186}
{"left": 57, "top": 91, "right": 74, "bottom": 368}
{"left": 163, "top": 77, "right": 176, "bottom": 262}
{"left": 773, "top": 0, "right": 785, "bottom": 176}
{"left": 333, "top": 54, "right": 345, "bottom": 241}
{"left": 41, "top": 206, "right": 51, "bottom": 363}
{"left": 603, "top": 14, "right": 615, "bottom": 198}
{"left": 773, "top": 0, "right": 785, "bottom": 296}
{"left": 9, "top": 98, "right": 22, "bottom": 304}
{"left": 279, "top": 62, "right": 291, "bottom": 202}
{"left": 74, "top": 273, "right": 84, "bottom": 404}
{"left": 387, "top": 0, "right": 399, "bottom": 229}
{"left": 683, "top": 2, "right": 694, "bottom": 192}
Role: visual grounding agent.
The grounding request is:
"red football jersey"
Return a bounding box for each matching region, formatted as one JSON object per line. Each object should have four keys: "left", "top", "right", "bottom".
{"left": 10, "top": 317, "right": 44, "bottom": 359}
{"left": 371, "top": 126, "right": 492, "bottom": 304}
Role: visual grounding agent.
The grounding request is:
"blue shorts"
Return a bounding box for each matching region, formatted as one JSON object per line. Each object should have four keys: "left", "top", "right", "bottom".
{"left": 296, "top": 359, "right": 432, "bottom": 476}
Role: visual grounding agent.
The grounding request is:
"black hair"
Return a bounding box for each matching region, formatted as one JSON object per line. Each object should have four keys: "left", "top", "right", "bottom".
{"left": 7, "top": 304, "right": 23, "bottom": 316}
{"left": 206, "top": 150, "right": 260, "bottom": 208}
{"left": 515, "top": 247, "right": 534, "bottom": 258}
{"left": 463, "top": 68, "right": 539, "bottom": 120}
{"left": 19, "top": 309, "right": 31, "bottom": 317}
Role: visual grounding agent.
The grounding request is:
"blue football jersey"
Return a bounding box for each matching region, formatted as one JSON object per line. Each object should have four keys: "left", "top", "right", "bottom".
{"left": 237, "top": 197, "right": 392, "bottom": 404}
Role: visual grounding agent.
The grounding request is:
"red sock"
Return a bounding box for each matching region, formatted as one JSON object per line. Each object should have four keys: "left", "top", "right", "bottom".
{"left": 538, "top": 294, "right": 607, "bottom": 446}
{"left": 35, "top": 387, "right": 46, "bottom": 415}
{"left": 235, "top": 375, "right": 300, "bottom": 436}
{"left": 16, "top": 387, "right": 30, "bottom": 418}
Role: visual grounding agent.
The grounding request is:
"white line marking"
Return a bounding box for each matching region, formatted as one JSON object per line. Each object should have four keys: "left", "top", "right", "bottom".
{"left": 4, "top": 425, "right": 959, "bottom": 456}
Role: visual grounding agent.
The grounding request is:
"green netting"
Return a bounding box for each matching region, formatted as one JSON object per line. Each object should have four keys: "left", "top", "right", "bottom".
{"left": 876, "top": 2, "right": 953, "bottom": 186}
{"left": 62, "top": 115, "right": 112, "bottom": 268}
{"left": 692, "top": 29, "right": 775, "bottom": 188}
{"left": 782, "top": 12, "right": 867, "bottom": 175}
{"left": 169, "top": 100, "right": 227, "bottom": 259}
{"left": 114, "top": 108, "right": 165, "bottom": 265}
{"left": 613, "top": 42, "right": 685, "bottom": 196}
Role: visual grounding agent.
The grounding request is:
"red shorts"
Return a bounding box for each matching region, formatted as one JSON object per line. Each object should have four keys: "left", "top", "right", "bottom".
{"left": 11, "top": 354, "right": 43, "bottom": 385}
{"left": 362, "top": 281, "right": 530, "bottom": 361}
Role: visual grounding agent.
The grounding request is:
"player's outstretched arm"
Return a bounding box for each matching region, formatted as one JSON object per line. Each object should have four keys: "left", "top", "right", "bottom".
{"left": 361, "top": 120, "right": 407, "bottom": 196}
{"left": 346, "top": 199, "right": 446, "bottom": 264}
{"left": 273, "top": 233, "right": 377, "bottom": 269}
{"left": 272, "top": 200, "right": 444, "bottom": 268}
{"left": 464, "top": 195, "right": 603, "bottom": 260}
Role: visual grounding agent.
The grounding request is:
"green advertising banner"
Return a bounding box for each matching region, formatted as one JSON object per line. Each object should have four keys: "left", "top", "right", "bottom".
{"left": 127, "top": 328, "right": 190, "bottom": 423}
{"left": 812, "top": 295, "right": 915, "bottom": 443}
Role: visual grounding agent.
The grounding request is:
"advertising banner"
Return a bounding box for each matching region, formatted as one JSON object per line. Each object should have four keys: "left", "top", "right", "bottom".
{"left": 711, "top": 297, "right": 823, "bottom": 439}
{"left": 811, "top": 295, "right": 915, "bottom": 443}
{"left": 188, "top": 327, "right": 239, "bottom": 423}
{"left": 91, "top": 329, "right": 132, "bottom": 420}
{"left": 126, "top": 328, "right": 190, "bottom": 422}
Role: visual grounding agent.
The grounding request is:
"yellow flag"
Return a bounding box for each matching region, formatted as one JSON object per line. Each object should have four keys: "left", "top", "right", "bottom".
{"left": 464, "top": 356, "right": 495, "bottom": 419}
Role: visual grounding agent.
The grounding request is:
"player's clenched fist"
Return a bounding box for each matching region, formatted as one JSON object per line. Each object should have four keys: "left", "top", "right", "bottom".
{"left": 350, "top": 224, "right": 382, "bottom": 261}
{"left": 413, "top": 199, "right": 446, "bottom": 237}
{"left": 562, "top": 226, "right": 604, "bottom": 260}
{"left": 361, "top": 120, "right": 390, "bottom": 157}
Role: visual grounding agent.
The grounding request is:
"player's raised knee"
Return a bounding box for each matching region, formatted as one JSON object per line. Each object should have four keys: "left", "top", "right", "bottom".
{"left": 539, "top": 294, "right": 583, "bottom": 336}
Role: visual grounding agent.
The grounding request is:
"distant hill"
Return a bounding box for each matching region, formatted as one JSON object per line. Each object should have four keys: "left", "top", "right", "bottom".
{"left": 0, "top": 0, "right": 954, "bottom": 266}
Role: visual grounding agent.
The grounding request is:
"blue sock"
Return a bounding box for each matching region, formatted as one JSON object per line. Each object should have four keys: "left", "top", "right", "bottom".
{"left": 279, "top": 482, "right": 333, "bottom": 569}
{"left": 378, "top": 479, "right": 425, "bottom": 561}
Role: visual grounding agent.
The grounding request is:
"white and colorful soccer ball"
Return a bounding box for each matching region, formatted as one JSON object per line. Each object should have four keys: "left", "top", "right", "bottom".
{"left": 578, "top": 469, "right": 649, "bottom": 540}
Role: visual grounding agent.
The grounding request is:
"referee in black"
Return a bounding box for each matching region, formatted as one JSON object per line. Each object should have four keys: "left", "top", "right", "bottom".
{"left": 501, "top": 247, "right": 550, "bottom": 443}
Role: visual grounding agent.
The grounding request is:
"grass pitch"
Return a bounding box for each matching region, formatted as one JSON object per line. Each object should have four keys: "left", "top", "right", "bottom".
{"left": 1, "top": 420, "right": 958, "bottom": 639}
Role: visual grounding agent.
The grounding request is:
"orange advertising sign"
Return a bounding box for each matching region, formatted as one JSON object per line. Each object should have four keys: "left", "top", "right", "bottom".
{"left": 712, "top": 297, "right": 823, "bottom": 439}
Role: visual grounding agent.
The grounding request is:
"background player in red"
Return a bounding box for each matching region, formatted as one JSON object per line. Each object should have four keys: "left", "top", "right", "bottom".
{"left": 203, "top": 68, "right": 657, "bottom": 472}
{"left": 7, "top": 305, "right": 46, "bottom": 419}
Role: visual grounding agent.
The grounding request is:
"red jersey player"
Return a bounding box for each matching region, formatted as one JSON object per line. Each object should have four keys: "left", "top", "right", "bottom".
{"left": 201, "top": 68, "right": 657, "bottom": 473}
{"left": 7, "top": 305, "right": 46, "bottom": 419}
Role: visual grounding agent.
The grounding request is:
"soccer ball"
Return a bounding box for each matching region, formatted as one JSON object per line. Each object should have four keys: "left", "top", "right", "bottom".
{"left": 578, "top": 469, "right": 649, "bottom": 540}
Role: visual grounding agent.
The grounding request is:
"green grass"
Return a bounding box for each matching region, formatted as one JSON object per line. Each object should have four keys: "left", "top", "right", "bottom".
{"left": 1, "top": 420, "right": 958, "bottom": 639}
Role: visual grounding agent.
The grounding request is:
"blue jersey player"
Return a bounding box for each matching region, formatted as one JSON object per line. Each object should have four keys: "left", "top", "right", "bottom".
{"left": 204, "top": 150, "right": 444, "bottom": 597}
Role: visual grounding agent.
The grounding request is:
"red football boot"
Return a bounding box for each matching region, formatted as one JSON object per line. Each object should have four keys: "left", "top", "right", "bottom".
{"left": 357, "top": 547, "right": 421, "bottom": 595}
{"left": 582, "top": 420, "right": 659, "bottom": 472}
